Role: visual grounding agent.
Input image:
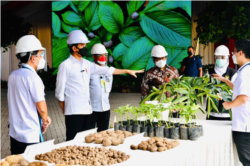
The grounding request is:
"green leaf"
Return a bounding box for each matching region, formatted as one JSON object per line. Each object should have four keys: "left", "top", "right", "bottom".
{"left": 52, "top": 68, "right": 58, "bottom": 75}
{"left": 144, "top": 1, "right": 191, "bottom": 17}
{"left": 61, "top": 22, "right": 81, "bottom": 34}
{"left": 52, "top": 1, "right": 69, "bottom": 11}
{"left": 210, "top": 97, "right": 219, "bottom": 113}
{"left": 72, "top": 0, "right": 91, "bottom": 12}
{"left": 98, "top": 1, "right": 124, "bottom": 34}
{"left": 62, "top": 11, "right": 83, "bottom": 27}
{"left": 52, "top": 12, "right": 68, "bottom": 38}
{"left": 70, "top": 1, "right": 78, "bottom": 13}
{"left": 166, "top": 48, "right": 188, "bottom": 69}
{"left": 207, "top": 98, "right": 211, "bottom": 118}
{"left": 122, "top": 37, "right": 154, "bottom": 70}
{"left": 127, "top": 1, "right": 145, "bottom": 16}
{"left": 140, "top": 11, "right": 191, "bottom": 48}
{"left": 98, "top": 28, "right": 113, "bottom": 42}
{"left": 85, "top": 1, "right": 101, "bottom": 31}
{"left": 113, "top": 43, "right": 128, "bottom": 61}
{"left": 172, "top": 96, "right": 189, "bottom": 104}
{"left": 119, "top": 26, "right": 145, "bottom": 47}
{"left": 52, "top": 37, "right": 70, "bottom": 69}
{"left": 174, "top": 88, "right": 189, "bottom": 94}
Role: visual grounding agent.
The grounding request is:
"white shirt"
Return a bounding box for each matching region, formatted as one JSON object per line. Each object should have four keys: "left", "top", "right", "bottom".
{"left": 90, "top": 74, "right": 113, "bottom": 112}
{"left": 8, "top": 64, "right": 45, "bottom": 143}
{"left": 232, "top": 62, "right": 250, "bottom": 132}
{"left": 55, "top": 55, "right": 115, "bottom": 115}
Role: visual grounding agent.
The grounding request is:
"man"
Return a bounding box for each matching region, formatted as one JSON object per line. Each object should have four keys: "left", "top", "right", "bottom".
{"left": 213, "top": 39, "right": 250, "bottom": 165}
{"left": 8, "top": 35, "right": 51, "bottom": 154}
{"left": 82, "top": 43, "right": 113, "bottom": 132}
{"left": 55, "top": 30, "right": 143, "bottom": 141}
{"left": 141, "top": 45, "right": 179, "bottom": 99}
{"left": 181, "top": 46, "right": 202, "bottom": 77}
{"left": 206, "top": 45, "right": 237, "bottom": 120}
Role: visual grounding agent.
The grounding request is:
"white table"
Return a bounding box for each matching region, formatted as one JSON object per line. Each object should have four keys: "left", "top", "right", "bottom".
{"left": 3, "top": 120, "right": 242, "bottom": 166}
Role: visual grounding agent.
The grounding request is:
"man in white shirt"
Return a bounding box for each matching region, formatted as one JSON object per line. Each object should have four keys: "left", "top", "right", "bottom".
{"left": 55, "top": 30, "right": 143, "bottom": 141}
{"left": 213, "top": 39, "right": 250, "bottom": 165}
{"left": 81, "top": 44, "right": 114, "bottom": 132}
{"left": 8, "top": 35, "right": 51, "bottom": 154}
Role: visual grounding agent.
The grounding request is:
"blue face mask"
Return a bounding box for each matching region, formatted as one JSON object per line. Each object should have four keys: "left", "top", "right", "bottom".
{"left": 216, "top": 59, "right": 227, "bottom": 67}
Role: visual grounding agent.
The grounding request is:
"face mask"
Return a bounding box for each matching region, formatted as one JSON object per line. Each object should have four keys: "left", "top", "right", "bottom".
{"left": 97, "top": 56, "right": 107, "bottom": 65}
{"left": 77, "top": 47, "right": 88, "bottom": 57}
{"left": 216, "top": 59, "right": 227, "bottom": 67}
{"left": 35, "top": 57, "right": 46, "bottom": 70}
{"left": 232, "top": 54, "right": 238, "bottom": 64}
{"left": 188, "top": 51, "right": 193, "bottom": 56}
{"left": 156, "top": 60, "right": 166, "bottom": 68}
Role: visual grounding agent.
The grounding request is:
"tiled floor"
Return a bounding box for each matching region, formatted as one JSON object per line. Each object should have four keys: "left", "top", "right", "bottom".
{"left": 1, "top": 89, "right": 206, "bottom": 158}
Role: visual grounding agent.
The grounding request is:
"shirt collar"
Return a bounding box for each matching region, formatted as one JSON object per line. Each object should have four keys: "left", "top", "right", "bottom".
{"left": 238, "top": 61, "right": 250, "bottom": 71}
{"left": 70, "top": 55, "right": 83, "bottom": 64}
{"left": 22, "top": 63, "right": 36, "bottom": 73}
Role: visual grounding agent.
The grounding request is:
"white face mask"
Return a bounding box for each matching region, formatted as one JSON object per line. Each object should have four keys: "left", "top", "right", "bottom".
{"left": 156, "top": 60, "right": 167, "bottom": 68}
{"left": 97, "top": 60, "right": 106, "bottom": 65}
{"left": 232, "top": 54, "right": 238, "bottom": 64}
{"left": 35, "top": 57, "right": 46, "bottom": 70}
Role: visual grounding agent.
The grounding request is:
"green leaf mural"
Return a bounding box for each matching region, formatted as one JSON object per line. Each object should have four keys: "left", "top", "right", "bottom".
{"left": 52, "top": 0, "right": 191, "bottom": 74}
{"left": 61, "top": 22, "right": 81, "bottom": 34}
{"left": 98, "top": 1, "right": 124, "bottom": 34}
{"left": 122, "top": 37, "right": 154, "bottom": 70}
{"left": 72, "top": 0, "right": 91, "bottom": 12}
{"left": 113, "top": 43, "right": 128, "bottom": 61}
{"left": 140, "top": 11, "right": 191, "bottom": 48}
{"left": 52, "top": 12, "right": 68, "bottom": 38}
{"left": 127, "top": 1, "right": 145, "bottom": 16}
{"left": 119, "top": 26, "right": 145, "bottom": 47}
{"left": 85, "top": 1, "right": 101, "bottom": 31}
{"left": 144, "top": 1, "right": 191, "bottom": 17}
{"left": 62, "top": 11, "right": 83, "bottom": 27}
{"left": 52, "top": 37, "right": 70, "bottom": 68}
{"left": 52, "top": 1, "right": 69, "bottom": 11}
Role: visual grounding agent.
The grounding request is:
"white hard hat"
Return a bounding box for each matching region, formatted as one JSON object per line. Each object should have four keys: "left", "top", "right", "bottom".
{"left": 67, "top": 30, "right": 90, "bottom": 44}
{"left": 214, "top": 45, "right": 230, "bottom": 56}
{"left": 91, "top": 43, "right": 108, "bottom": 54}
{"left": 151, "top": 45, "right": 168, "bottom": 58}
{"left": 15, "top": 35, "right": 45, "bottom": 54}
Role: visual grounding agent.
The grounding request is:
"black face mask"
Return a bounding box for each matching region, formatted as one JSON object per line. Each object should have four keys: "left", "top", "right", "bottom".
{"left": 77, "top": 47, "right": 88, "bottom": 57}
{"left": 188, "top": 51, "right": 193, "bottom": 56}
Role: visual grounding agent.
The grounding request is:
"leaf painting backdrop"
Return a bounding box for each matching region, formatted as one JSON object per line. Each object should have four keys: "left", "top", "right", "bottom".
{"left": 52, "top": 1, "right": 191, "bottom": 75}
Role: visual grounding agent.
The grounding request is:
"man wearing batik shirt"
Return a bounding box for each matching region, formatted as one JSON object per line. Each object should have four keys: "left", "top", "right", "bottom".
{"left": 141, "top": 45, "right": 179, "bottom": 100}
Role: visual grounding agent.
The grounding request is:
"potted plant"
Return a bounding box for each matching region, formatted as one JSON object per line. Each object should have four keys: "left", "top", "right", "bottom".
{"left": 131, "top": 106, "right": 141, "bottom": 133}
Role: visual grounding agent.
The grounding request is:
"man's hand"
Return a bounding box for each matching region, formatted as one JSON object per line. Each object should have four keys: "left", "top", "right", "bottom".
{"left": 222, "top": 101, "right": 231, "bottom": 110}
{"left": 58, "top": 101, "right": 65, "bottom": 114}
{"left": 42, "top": 116, "right": 51, "bottom": 133}
{"left": 127, "top": 69, "right": 144, "bottom": 78}
{"left": 212, "top": 74, "right": 226, "bottom": 82}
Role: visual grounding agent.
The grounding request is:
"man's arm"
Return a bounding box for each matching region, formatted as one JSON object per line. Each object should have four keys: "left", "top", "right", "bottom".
{"left": 113, "top": 69, "right": 144, "bottom": 78}
{"left": 36, "top": 101, "right": 48, "bottom": 122}
{"left": 58, "top": 101, "right": 65, "bottom": 114}
{"left": 141, "top": 72, "right": 149, "bottom": 100}
{"left": 212, "top": 74, "right": 234, "bottom": 89}
{"left": 199, "top": 67, "right": 202, "bottom": 77}
{"left": 180, "top": 65, "right": 186, "bottom": 74}
{"left": 55, "top": 63, "right": 68, "bottom": 114}
{"left": 223, "top": 95, "right": 249, "bottom": 110}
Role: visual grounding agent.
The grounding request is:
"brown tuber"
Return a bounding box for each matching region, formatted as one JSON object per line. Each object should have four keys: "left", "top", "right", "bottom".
{"left": 130, "top": 145, "right": 138, "bottom": 150}
{"left": 85, "top": 136, "right": 95, "bottom": 143}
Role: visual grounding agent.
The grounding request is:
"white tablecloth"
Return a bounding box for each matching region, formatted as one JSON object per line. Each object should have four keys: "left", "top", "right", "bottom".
{"left": 3, "top": 120, "right": 242, "bottom": 166}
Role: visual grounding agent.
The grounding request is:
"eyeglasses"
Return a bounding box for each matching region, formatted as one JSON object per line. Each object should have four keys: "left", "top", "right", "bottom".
{"left": 215, "top": 56, "right": 227, "bottom": 59}
{"left": 153, "top": 56, "right": 167, "bottom": 62}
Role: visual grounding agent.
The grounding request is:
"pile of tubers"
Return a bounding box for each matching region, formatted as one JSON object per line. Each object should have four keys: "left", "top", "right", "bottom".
{"left": 85, "top": 130, "right": 137, "bottom": 147}
{"left": 35, "top": 146, "right": 130, "bottom": 166}
{"left": 2, "top": 155, "right": 33, "bottom": 166}
{"left": 130, "top": 137, "right": 180, "bottom": 152}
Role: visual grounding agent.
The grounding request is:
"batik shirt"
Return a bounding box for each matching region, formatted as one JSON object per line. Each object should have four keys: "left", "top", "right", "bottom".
{"left": 141, "top": 65, "right": 179, "bottom": 100}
